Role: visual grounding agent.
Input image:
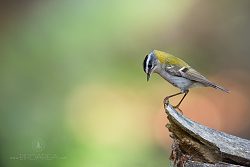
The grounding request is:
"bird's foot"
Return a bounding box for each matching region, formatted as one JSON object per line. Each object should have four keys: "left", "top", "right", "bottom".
{"left": 173, "top": 105, "right": 183, "bottom": 114}
{"left": 163, "top": 97, "right": 170, "bottom": 106}
{"left": 163, "top": 97, "right": 183, "bottom": 114}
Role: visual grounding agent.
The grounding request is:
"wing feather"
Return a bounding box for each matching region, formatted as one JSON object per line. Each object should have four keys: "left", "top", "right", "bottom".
{"left": 181, "top": 68, "right": 210, "bottom": 85}
{"left": 182, "top": 68, "right": 229, "bottom": 92}
{"left": 165, "top": 65, "right": 229, "bottom": 92}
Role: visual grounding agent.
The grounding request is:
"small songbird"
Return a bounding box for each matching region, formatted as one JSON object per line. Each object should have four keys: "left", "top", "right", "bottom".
{"left": 143, "top": 50, "right": 229, "bottom": 110}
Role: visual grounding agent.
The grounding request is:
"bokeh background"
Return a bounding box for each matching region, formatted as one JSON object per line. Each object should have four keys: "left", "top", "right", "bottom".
{"left": 1, "top": 0, "right": 250, "bottom": 167}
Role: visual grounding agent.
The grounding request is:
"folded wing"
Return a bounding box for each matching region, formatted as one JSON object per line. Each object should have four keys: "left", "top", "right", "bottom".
{"left": 165, "top": 65, "right": 229, "bottom": 93}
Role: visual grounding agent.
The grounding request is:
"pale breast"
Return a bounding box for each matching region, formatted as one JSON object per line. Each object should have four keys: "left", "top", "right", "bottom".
{"left": 157, "top": 70, "right": 193, "bottom": 91}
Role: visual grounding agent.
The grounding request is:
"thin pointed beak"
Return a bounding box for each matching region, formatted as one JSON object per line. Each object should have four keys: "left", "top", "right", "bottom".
{"left": 147, "top": 73, "right": 150, "bottom": 82}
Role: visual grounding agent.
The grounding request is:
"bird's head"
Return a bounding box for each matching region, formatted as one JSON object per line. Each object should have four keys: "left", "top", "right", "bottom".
{"left": 143, "top": 51, "right": 158, "bottom": 81}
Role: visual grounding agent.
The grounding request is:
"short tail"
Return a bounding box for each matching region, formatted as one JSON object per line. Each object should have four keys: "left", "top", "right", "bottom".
{"left": 209, "top": 83, "right": 229, "bottom": 93}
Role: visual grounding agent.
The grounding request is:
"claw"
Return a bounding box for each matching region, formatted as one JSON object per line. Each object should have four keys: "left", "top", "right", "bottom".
{"left": 173, "top": 105, "right": 183, "bottom": 114}
{"left": 163, "top": 96, "right": 170, "bottom": 105}
{"left": 163, "top": 98, "right": 169, "bottom": 109}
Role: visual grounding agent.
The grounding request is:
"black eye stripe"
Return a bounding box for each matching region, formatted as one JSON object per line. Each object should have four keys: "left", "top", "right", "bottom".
{"left": 143, "top": 55, "right": 148, "bottom": 72}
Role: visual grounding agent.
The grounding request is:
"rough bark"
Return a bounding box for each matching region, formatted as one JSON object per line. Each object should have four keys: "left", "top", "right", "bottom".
{"left": 164, "top": 102, "right": 250, "bottom": 167}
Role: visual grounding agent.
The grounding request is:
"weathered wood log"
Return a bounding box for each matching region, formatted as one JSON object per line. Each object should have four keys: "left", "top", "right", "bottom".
{"left": 164, "top": 102, "right": 250, "bottom": 167}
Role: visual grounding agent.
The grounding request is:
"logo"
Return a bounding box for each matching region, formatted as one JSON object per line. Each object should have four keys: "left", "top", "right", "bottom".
{"left": 32, "top": 139, "right": 45, "bottom": 153}
{"left": 10, "top": 137, "right": 66, "bottom": 161}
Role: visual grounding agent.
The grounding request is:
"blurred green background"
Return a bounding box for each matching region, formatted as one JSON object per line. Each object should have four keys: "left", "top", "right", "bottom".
{"left": 1, "top": 0, "right": 250, "bottom": 167}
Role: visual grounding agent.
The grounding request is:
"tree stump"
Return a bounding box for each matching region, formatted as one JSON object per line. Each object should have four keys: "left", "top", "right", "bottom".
{"left": 164, "top": 102, "right": 250, "bottom": 167}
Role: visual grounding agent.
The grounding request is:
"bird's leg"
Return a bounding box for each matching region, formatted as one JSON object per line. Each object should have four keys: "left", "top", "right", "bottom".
{"left": 173, "top": 90, "right": 189, "bottom": 109}
{"left": 163, "top": 92, "right": 183, "bottom": 105}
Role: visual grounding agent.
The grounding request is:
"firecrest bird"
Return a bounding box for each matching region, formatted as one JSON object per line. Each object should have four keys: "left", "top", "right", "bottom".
{"left": 143, "top": 50, "right": 229, "bottom": 110}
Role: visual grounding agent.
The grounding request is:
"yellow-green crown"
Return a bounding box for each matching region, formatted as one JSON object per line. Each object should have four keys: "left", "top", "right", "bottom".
{"left": 153, "top": 50, "right": 189, "bottom": 67}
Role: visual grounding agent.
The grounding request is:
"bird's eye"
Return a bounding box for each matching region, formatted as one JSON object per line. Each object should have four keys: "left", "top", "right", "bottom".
{"left": 148, "top": 62, "right": 152, "bottom": 69}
